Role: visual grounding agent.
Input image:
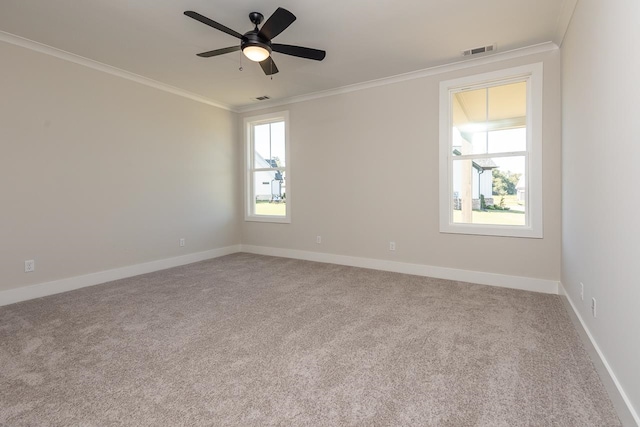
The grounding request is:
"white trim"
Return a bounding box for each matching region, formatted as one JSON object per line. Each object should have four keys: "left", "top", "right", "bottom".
{"left": 1, "top": 245, "right": 559, "bottom": 307}
{"left": 438, "top": 63, "right": 544, "bottom": 239}
{"left": 241, "top": 245, "right": 558, "bottom": 294}
{"left": 558, "top": 283, "right": 640, "bottom": 426}
{"left": 0, "top": 245, "right": 241, "bottom": 307}
{"left": 236, "top": 42, "right": 558, "bottom": 113}
{"left": 244, "top": 111, "right": 291, "bottom": 223}
{"left": 553, "top": 0, "right": 579, "bottom": 47}
{"left": 1, "top": 29, "right": 557, "bottom": 114}
{"left": 0, "top": 31, "right": 233, "bottom": 112}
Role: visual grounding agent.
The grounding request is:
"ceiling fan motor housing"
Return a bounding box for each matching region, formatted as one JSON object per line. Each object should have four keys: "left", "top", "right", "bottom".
{"left": 241, "top": 31, "right": 272, "bottom": 55}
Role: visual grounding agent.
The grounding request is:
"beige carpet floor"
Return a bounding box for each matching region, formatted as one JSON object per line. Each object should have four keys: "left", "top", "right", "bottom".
{"left": 0, "top": 253, "right": 620, "bottom": 426}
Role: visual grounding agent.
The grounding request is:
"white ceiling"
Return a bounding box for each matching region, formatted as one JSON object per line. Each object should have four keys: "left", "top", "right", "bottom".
{"left": 0, "top": 0, "right": 574, "bottom": 111}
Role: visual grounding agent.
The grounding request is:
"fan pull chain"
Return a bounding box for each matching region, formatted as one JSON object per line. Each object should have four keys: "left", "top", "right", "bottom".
{"left": 239, "top": 51, "right": 243, "bottom": 71}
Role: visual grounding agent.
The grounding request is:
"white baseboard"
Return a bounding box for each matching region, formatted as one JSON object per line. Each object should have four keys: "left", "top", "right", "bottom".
{"left": 0, "top": 245, "right": 242, "bottom": 307}
{"left": 1, "top": 243, "right": 557, "bottom": 304}
{"left": 240, "top": 245, "right": 559, "bottom": 294}
{"left": 559, "top": 282, "right": 640, "bottom": 426}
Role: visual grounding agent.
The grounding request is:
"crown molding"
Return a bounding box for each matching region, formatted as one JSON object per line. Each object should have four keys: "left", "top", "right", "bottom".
{"left": 553, "top": 0, "right": 579, "bottom": 47}
{"left": 2, "top": 29, "right": 559, "bottom": 115}
{"left": 0, "top": 30, "right": 234, "bottom": 112}
{"left": 236, "top": 41, "right": 559, "bottom": 113}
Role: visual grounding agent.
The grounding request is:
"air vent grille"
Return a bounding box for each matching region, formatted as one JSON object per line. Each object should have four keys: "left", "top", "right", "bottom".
{"left": 462, "top": 44, "right": 497, "bottom": 57}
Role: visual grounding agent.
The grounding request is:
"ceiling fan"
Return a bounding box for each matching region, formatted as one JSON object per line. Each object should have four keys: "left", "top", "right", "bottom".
{"left": 184, "top": 7, "right": 326, "bottom": 75}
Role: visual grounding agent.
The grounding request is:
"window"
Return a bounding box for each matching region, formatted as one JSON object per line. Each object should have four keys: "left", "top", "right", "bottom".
{"left": 439, "top": 64, "right": 543, "bottom": 238}
{"left": 245, "top": 111, "right": 290, "bottom": 223}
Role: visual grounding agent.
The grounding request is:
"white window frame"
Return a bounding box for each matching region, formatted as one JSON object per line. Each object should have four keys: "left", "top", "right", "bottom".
{"left": 244, "top": 110, "right": 290, "bottom": 223}
{"left": 439, "top": 63, "right": 543, "bottom": 238}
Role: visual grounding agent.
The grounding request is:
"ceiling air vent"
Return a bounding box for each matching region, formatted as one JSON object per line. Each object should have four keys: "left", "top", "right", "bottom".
{"left": 462, "top": 44, "right": 497, "bottom": 57}
{"left": 254, "top": 95, "right": 271, "bottom": 101}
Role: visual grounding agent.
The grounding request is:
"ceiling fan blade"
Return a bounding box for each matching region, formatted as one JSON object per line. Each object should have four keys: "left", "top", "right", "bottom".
{"left": 271, "top": 44, "right": 326, "bottom": 61}
{"left": 196, "top": 46, "right": 241, "bottom": 58}
{"left": 258, "top": 7, "right": 296, "bottom": 41}
{"left": 184, "top": 11, "right": 243, "bottom": 39}
{"left": 259, "top": 57, "right": 279, "bottom": 75}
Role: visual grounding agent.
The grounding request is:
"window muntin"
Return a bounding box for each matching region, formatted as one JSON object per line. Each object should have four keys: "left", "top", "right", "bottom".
{"left": 439, "top": 64, "right": 542, "bottom": 238}
{"left": 245, "top": 111, "right": 290, "bottom": 223}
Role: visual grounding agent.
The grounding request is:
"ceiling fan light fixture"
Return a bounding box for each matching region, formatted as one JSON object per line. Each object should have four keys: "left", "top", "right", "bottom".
{"left": 185, "top": 7, "right": 325, "bottom": 76}
{"left": 243, "top": 45, "right": 270, "bottom": 62}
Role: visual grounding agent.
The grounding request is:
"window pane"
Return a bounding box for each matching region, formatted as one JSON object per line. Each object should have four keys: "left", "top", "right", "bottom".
{"left": 254, "top": 121, "right": 285, "bottom": 168}
{"left": 453, "top": 88, "right": 487, "bottom": 155}
{"left": 270, "top": 121, "right": 286, "bottom": 167}
{"left": 487, "top": 127, "right": 526, "bottom": 153}
{"left": 488, "top": 82, "right": 527, "bottom": 128}
{"left": 452, "top": 156, "right": 525, "bottom": 226}
{"left": 253, "top": 170, "right": 286, "bottom": 216}
{"left": 254, "top": 124, "right": 271, "bottom": 166}
{"left": 452, "top": 81, "right": 527, "bottom": 156}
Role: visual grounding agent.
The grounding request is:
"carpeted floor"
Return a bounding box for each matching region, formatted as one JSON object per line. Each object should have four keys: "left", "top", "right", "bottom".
{"left": 0, "top": 253, "right": 620, "bottom": 426}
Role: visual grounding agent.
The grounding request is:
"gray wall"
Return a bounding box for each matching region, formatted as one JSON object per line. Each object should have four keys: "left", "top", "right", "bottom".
{"left": 1, "top": 40, "right": 562, "bottom": 293}
{"left": 561, "top": 0, "right": 640, "bottom": 416}
{"left": 240, "top": 49, "right": 562, "bottom": 281}
{"left": 0, "top": 41, "right": 240, "bottom": 291}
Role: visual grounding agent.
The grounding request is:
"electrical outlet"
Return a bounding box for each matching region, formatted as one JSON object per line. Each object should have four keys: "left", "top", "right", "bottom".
{"left": 389, "top": 241, "right": 396, "bottom": 251}
{"left": 24, "top": 259, "right": 35, "bottom": 273}
{"left": 316, "top": 235, "right": 322, "bottom": 244}
{"left": 591, "top": 297, "right": 597, "bottom": 318}
{"left": 580, "top": 282, "right": 584, "bottom": 301}
{"left": 179, "top": 238, "right": 185, "bottom": 247}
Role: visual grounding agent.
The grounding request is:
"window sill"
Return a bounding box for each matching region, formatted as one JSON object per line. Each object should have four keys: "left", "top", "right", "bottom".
{"left": 245, "top": 215, "right": 291, "bottom": 224}
{"left": 440, "top": 223, "right": 542, "bottom": 238}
